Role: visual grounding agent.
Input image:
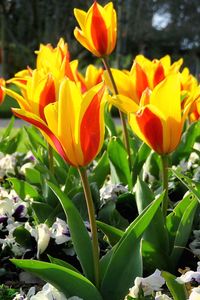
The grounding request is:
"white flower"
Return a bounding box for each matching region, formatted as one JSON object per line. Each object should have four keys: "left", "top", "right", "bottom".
{"left": 189, "top": 286, "right": 200, "bottom": 300}
{"left": 0, "top": 198, "right": 13, "bottom": 216}
{"left": 25, "top": 222, "right": 51, "bottom": 258}
{"left": 155, "top": 291, "right": 172, "bottom": 299}
{"left": 30, "top": 283, "right": 67, "bottom": 300}
{"left": 20, "top": 162, "right": 35, "bottom": 175}
{"left": 128, "top": 269, "right": 165, "bottom": 297}
{"left": 51, "top": 218, "right": 71, "bottom": 244}
{"left": 37, "top": 224, "right": 51, "bottom": 258}
{"left": 100, "top": 183, "right": 128, "bottom": 205}
{"left": 176, "top": 262, "right": 200, "bottom": 284}
{"left": 0, "top": 153, "right": 16, "bottom": 177}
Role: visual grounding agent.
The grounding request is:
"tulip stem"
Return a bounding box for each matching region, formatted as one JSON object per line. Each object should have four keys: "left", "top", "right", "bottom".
{"left": 102, "top": 56, "right": 132, "bottom": 170}
{"left": 78, "top": 167, "right": 99, "bottom": 288}
{"left": 161, "top": 155, "right": 169, "bottom": 217}
{"left": 48, "top": 143, "right": 54, "bottom": 174}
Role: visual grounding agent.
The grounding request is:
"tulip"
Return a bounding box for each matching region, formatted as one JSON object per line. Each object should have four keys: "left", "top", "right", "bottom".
{"left": 0, "top": 78, "right": 5, "bottom": 104}
{"left": 74, "top": 2, "right": 117, "bottom": 57}
{"left": 12, "top": 79, "right": 107, "bottom": 167}
{"left": 77, "top": 64, "right": 103, "bottom": 93}
{"left": 129, "top": 74, "right": 190, "bottom": 155}
{"left": 104, "top": 55, "right": 183, "bottom": 108}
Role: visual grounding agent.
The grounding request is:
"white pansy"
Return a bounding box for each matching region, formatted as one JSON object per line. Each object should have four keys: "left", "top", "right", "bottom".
{"left": 30, "top": 283, "right": 67, "bottom": 300}
{"left": 0, "top": 198, "right": 13, "bottom": 216}
{"left": 24, "top": 222, "right": 51, "bottom": 258}
{"left": 51, "top": 218, "right": 71, "bottom": 244}
{"left": 19, "top": 162, "right": 35, "bottom": 175}
{"left": 100, "top": 182, "right": 128, "bottom": 206}
{"left": 128, "top": 269, "right": 165, "bottom": 298}
{"left": 189, "top": 286, "right": 200, "bottom": 300}
{"left": 0, "top": 153, "right": 16, "bottom": 177}
{"left": 155, "top": 291, "right": 172, "bottom": 299}
{"left": 176, "top": 262, "right": 200, "bottom": 284}
{"left": 37, "top": 224, "right": 51, "bottom": 258}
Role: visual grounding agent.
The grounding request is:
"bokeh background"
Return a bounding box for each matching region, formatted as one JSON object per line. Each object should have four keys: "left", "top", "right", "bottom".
{"left": 0, "top": 0, "right": 200, "bottom": 115}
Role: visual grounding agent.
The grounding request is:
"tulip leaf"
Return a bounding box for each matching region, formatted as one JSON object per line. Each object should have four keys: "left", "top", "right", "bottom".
{"left": 100, "top": 192, "right": 164, "bottom": 300}
{"left": 172, "top": 169, "right": 200, "bottom": 202}
{"left": 132, "top": 142, "right": 151, "bottom": 185}
{"left": 172, "top": 121, "right": 200, "bottom": 164}
{"left": 162, "top": 271, "right": 188, "bottom": 300}
{"left": 8, "top": 178, "right": 39, "bottom": 200}
{"left": 48, "top": 182, "right": 95, "bottom": 283}
{"left": 24, "top": 125, "right": 47, "bottom": 148}
{"left": 166, "top": 192, "right": 196, "bottom": 252}
{"left": 48, "top": 255, "right": 80, "bottom": 274}
{"left": 135, "top": 177, "right": 169, "bottom": 254}
{"left": 96, "top": 220, "right": 123, "bottom": 246}
{"left": 108, "top": 137, "right": 132, "bottom": 189}
{"left": 2, "top": 116, "right": 15, "bottom": 139}
{"left": 11, "top": 260, "right": 103, "bottom": 300}
{"left": 89, "top": 151, "right": 110, "bottom": 188}
{"left": 170, "top": 196, "right": 198, "bottom": 265}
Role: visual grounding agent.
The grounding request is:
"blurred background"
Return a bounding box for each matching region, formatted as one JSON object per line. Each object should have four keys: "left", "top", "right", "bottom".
{"left": 0, "top": 0, "right": 200, "bottom": 116}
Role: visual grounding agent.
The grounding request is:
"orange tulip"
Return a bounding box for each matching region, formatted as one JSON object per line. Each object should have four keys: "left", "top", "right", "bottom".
{"left": 12, "top": 79, "right": 107, "bottom": 167}
{"left": 0, "top": 78, "right": 6, "bottom": 104}
{"left": 74, "top": 2, "right": 117, "bottom": 57}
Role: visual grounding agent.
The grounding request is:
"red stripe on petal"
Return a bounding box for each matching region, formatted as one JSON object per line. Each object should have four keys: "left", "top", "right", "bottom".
{"left": 13, "top": 110, "right": 73, "bottom": 165}
{"left": 91, "top": 2, "right": 108, "bottom": 56}
{"left": 80, "top": 86, "right": 105, "bottom": 165}
{"left": 153, "top": 62, "right": 165, "bottom": 87}
{"left": 136, "top": 107, "right": 163, "bottom": 154}
{"left": 64, "top": 54, "right": 76, "bottom": 81}
{"left": 136, "top": 63, "right": 149, "bottom": 100}
{"left": 39, "top": 75, "right": 56, "bottom": 121}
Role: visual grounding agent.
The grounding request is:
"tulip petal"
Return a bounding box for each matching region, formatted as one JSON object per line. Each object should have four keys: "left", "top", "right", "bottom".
{"left": 135, "top": 63, "right": 149, "bottom": 99}
{"left": 74, "top": 8, "right": 87, "bottom": 30}
{"left": 90, "top": 2, "right": 108, "bottom": 56}
{"left": 129, "top": 106, "right": 164, "bottom": 154}
{"left": 74, "top": 27, "right": 99, "bottom": 57}
{"left": 80, "top": 83, "right": 106, "bottom": 165}
{"left": 109, "top": 94, "right": 139, "bottom": 114}
{"left": 39, "top": 74, "right": 56, "bottom": 121}
{"left": 4, "top": 87, "right": 30, "bottom": 111}
{"left": 12, "top": 108, "right": 70, "bottom": 163}
{"left": 153, "top": 62, "right": 165, "bottom": 87}
{"left": 58, "top": 79, "right": 84, "bottom": 166}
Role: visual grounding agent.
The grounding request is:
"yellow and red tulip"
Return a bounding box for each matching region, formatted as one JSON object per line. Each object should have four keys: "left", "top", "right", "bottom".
{"left": 74, "top": 2, "right": 117, "bottom": 57}
{"left": 0, "top": 78, "right": 6, "bottom": 104}
{"left": 128, "top": 74, "right": 192, "bottom": 155}
{"left": 5, "top": 70, "right": 56, "bottom": 123}
{"left": 104, "top": 55, "right": 183, "bottom": 107}
{"left": 12, "top": 79, "right": 107, "bottom": 167}
{"left": 77, "top": 64, "right": 103, "bottom": 93}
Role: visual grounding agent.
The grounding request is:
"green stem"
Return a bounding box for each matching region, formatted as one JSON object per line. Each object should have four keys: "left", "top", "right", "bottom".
{"left": 161, "top": 155, "right": 169, "bottom": 217}
{"left": 48, "top": 143, "right": 54, "bottom": 174}
{"left": 102, "top": 56, "right": 132, "bottom": 171}
{"left": 78, "top": 167, "right": 99, "bottom": 288}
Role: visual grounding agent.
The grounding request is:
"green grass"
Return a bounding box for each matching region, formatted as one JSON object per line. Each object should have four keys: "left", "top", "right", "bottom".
{"left": 0, "top": 127, "right": 29, "bottom": 153}
{"left": 0, "top": 285, "right": 19, "bottom": 300}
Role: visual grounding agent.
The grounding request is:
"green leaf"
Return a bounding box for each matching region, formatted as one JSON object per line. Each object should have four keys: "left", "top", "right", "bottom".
{"left": 24, "top": 126, "right": 46, "bottom": 149}
{"left": 108, "top": 137, "right": 132, "bottom": 189}
{"left": 172, "top": 169, "right": 200, "bottom": 202}
{"left": 11, "top": 260, "right": 103, "bottom": 300}
{"left": 89, "top": 151, "right": 110, "bottom": 188}
{"left": 48, "top": 182, "right": 94, "bottom": 283}
{"left": 25, "top": 167, "right": 42, "bottom": 185}
{"left": 1, "top": 116, "right": 15, "bottom": 139}
{"left": 172, "top": 122, "right": 200, "bottom": 164}
{"left": 96, "top": 220, "right": 123, "bottom": 246}
{"left": 100, "top": 192, "right": 164, "bottom": 300}
{"left": 48, "top": 255, "right": 80, "bottom": 274}
{"left": 135, "top": 177, "right": 169, "bottom": 253}
{"left": 31, "top": 202, "right": 55, "bottom": 224}
{"left": 170, "top": 197, "right": 198, "bottom": 265}
{"left": 8, "top": 178, "right": 39, "bottom": 200}
{"left": 162, "top": 271, "right": 188, "bottom": 300}
{"left": 13, "top": 226, "right": 33, "bottom": 248}
{"left": 104, "top": 106, "right": 117, "bottom": 137}
{"left": 166, "top": 192, "right": 196, "bottom": 252}
{"left": 132, "top": 143, "right": 151, "bottom": 185}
